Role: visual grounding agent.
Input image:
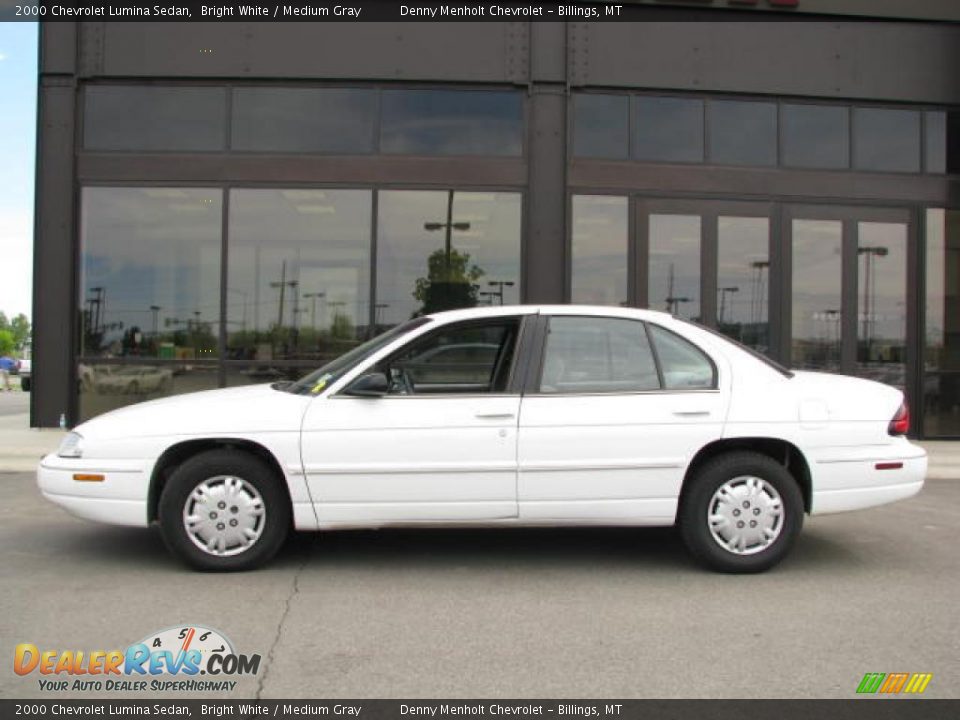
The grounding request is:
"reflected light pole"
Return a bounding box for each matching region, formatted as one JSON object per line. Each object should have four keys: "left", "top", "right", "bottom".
{"left": 718, "top": 286, "right": 739, "bottom": 326}
{"left": 487, "top": 280, "right": 515, "bottom": 306}
{"left": 424, "top": 190, "right": 471, "bottom": 271}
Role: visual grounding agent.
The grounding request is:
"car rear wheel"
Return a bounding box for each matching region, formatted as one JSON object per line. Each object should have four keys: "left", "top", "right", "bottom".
{"left": 158, "top": 449, "right": 290, "bottom": 571}
{"left": 679, "top": 451, "right": 803, "bottom": 573}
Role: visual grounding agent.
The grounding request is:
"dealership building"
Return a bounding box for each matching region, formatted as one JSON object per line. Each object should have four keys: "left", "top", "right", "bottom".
{"left": 32, "top": 2, "right": 960, "bottom": 436}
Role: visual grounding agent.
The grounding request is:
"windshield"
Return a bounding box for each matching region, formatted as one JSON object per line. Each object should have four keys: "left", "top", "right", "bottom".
{"left": 283, "top": 317, "right": 432, "bottom": 396}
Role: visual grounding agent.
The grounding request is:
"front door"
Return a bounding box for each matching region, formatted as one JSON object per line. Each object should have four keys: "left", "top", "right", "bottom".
{"left": 300, "top": 316, "right": 525, "bottom": 524}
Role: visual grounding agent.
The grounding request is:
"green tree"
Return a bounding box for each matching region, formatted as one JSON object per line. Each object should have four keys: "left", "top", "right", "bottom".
{"left": 0, "top": 313, "right": 31, "bottom": 351}
{"left": 412, "top": 248, "right": 485, "bottom": 316}
{"left": 10, "top": 314, "right": 31, "bottom": 349}
{"left": 0, "top": 330, "right": 15, "bottom": 356}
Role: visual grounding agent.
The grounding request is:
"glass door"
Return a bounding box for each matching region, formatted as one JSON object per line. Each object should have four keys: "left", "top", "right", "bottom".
{"left": 636, "top": 199, "right": 773, "bottom": 354}
{"left": 782, "top": 206, "right": 913, "bottom": 390}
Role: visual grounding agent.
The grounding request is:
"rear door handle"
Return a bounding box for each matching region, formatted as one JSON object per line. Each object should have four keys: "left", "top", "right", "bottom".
{"left": 475, "top": 413, "right": 515, "bottom": 420}
{"left": 673, "top": 411, "right": 710, "bottom": 417}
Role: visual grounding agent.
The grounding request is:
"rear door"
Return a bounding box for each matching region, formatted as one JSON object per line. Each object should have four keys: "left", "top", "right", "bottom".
{"left": 517, "top": 314, "right": 728, "bottom": 523}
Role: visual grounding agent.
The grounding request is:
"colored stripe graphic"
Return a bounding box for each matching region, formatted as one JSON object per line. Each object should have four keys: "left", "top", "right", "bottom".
{"left": 857, "top": 673, "right": 885, "bottom": 694}
{"left": 904, "top": 674, "right": 933, "bottom": 694}
{"left": 880, "top": 673, "right": 909, "bottom": 693}
{"left": 857, "top": 672, "right": 932, "bottom": 694}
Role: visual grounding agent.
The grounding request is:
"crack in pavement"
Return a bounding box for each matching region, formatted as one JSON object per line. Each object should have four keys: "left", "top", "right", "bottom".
{"left": 255, "top": 540, "right": 312, "bottom": 700}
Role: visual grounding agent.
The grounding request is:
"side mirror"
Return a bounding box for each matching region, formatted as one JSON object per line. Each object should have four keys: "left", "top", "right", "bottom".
{"left": 344, "top": 371, "right": 389, "bottom": 397}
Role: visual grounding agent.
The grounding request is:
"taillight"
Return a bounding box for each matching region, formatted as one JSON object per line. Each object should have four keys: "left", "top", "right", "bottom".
{"left": 888, "top": 401, "right": 910, "bottom": 436}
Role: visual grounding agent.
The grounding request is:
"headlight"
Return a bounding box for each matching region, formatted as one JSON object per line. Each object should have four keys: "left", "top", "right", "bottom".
{"left": 57, "top": 432, "right": 84, "bottom": 459}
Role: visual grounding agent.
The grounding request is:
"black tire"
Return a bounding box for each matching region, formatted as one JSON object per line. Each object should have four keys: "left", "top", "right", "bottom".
{"left": 158, "top": 449, "right": 291, "bottom": 571}
{"left": 679, "top": 451, "right": 804, "bottom": 573}
{"left": 20, "top": 377, "right": 30, "bottom": 392}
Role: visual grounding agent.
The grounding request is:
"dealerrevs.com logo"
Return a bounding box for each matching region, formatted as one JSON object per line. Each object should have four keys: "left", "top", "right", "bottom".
{"left": 14, "top": 625, "right": 261, "bottom": 693}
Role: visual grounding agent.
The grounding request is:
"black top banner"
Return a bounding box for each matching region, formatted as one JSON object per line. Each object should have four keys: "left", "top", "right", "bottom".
{"left": 1, "top": 0, "right": 818, "bottom": 22}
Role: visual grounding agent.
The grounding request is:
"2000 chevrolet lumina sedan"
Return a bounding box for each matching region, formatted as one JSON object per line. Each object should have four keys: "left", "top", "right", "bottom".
{"left": 39, "top": 306, "right": 927, "bottom": 573}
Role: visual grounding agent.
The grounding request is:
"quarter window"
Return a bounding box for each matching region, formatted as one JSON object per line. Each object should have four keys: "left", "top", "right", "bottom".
{"left": 648, "top": 324, "right": 716, "bottom": 390}
{"left": 539, "top": 317, "right": 660, "bottom": 394}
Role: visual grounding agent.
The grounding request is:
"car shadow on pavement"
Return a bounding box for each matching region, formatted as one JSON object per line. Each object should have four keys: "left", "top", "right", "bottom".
{"left": 34, "top": 523, "right": 863, "bottom": 575}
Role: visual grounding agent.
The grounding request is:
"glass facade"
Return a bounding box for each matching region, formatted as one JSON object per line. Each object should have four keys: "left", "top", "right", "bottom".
{"left": 77, "top": 187, "right": 521, "bottom": 419}
{"left": 571, "top": 196, "right": 628, "bottom": 306}
{"left": 632, "top": 96, "right": 704, "bottom": 163}
{"left": 231, "top": 88, "right": 377, "bottom": 153}
{"left": 575, "top": 92, "right": 948, "bottom": 175}
{"left": 226, "top": 189, "right": 373, "bottom": 384}
{"left": 84, "top": 86, "right": 228, "bottom": 152}
{"left": 707, "top": 100, "right": 777, "bottom": 167}
{"left": 68, "top": 81, "right": 956, "bottom": 436}
{"left": 924, "top": 209, "right": 960, "bottom": 436}
{"left": 717, "top": 217, "right": 770, "bottom": 353}
{"left": 380, "top": 90, "right": 523, "bottom": 156}
{"left": 790, "top": 220, "right": 843, "bottom": 372}
{"left": 648, "top": 215, "right": 701, "bottom": 321}
{"left": 376, "top": 191, "right": 522, "bottom": 328}
{"left": 781, "top": 103, "right": 849, "bottom": 169}
{"left": 79, "top": 187, "right": 223, "bottom": 420}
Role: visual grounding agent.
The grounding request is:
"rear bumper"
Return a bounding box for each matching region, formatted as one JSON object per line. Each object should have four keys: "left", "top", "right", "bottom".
{"left": 810, "top": 445, "right": 927, "bottom": 515}
{"left": 37, "top": 454, "right": 150, "bottom": 527}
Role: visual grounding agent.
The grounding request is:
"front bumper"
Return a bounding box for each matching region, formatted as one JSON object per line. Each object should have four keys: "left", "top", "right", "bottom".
{"left": 37, "top": 454, "right": 151, "bottom": 527}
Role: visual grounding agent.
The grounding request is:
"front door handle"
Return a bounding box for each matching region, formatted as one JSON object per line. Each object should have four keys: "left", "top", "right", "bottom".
{"left": 673, "top": 410, "right": 710, "bottom": 417}
{"left": 475, "top": 413, "right": 515, "bottom": 420}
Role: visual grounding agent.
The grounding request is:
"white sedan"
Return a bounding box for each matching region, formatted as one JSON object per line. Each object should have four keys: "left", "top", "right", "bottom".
{"left": 38, "top": 306, "right": 927, "bottom": 573}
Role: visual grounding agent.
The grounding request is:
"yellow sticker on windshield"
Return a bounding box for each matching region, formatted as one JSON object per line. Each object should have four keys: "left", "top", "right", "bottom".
{"left": 310, "top": 373, "right": 334, "bottom": 394}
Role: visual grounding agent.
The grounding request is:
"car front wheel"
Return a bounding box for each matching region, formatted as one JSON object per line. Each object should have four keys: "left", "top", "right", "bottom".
{"left": 679, "top": 451, "right": 803, "bottom": 573}
{"left": 158, "top": 449, "right": 290, "bottom": 571}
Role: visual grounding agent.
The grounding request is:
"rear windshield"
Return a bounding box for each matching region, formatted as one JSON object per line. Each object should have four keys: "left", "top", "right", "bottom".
{"left": 677, "top": 319, "right": 794, "bottom": 379}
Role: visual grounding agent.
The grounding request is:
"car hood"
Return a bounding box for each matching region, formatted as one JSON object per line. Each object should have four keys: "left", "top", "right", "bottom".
{"left": 75, "top": 384, "right": 314, "bottom": 441}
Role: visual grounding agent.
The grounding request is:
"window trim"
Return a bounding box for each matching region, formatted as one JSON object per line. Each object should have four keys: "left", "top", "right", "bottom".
{"left": 337, "top": 315, "right": 528, "bottom": 399}
{"left": 527, "top": 314, "right": 719, "bottom": 397}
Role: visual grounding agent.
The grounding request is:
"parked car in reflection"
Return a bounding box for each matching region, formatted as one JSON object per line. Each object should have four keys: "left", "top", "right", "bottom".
{"left": 93, "top": 366, "right": 174, "bottom": 395}
{"left": 39, "top": 306, "right": 926, "bottom": 573}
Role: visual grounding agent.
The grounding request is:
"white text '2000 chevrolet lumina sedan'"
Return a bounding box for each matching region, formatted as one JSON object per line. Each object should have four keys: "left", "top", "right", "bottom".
{"left": 39, "top": 306, "right": 926, "bottom": 572}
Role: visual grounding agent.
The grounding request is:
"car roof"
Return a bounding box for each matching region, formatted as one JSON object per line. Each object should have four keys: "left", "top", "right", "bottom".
{"left": 426, "top": 304, "right": 675, "bottom": 323}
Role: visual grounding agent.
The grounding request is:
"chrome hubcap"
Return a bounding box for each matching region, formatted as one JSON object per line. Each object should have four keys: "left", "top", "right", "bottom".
{"left": 707, "top": 476, "right": 783, "bottom": 555}
{"left": 183, "top": 476, "right": 265, "bottom": 557}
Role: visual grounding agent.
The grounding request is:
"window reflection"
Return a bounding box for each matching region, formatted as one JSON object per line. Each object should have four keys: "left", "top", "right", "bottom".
{"left": 380, "top": 90, "right": 523, "bottom": 156}
{"left": 924, "top": 209, "right": 960, "bottom": 436}
{"left": 707, "top": 100, "right": 777, "bottom": 167}
{"left": 632, "top": 96, "right": 704, "bottom": 163}
{"left": 854, "top": 108, "right": 921, "bottom": 173}
{"left": 571, "top": 196, "right": 628, "bottom": 306}
{"left": 791, "top": 220, "right": 842, "bottom": 372}
{"left": 231, "top": 88, "right": 376, "bottom": 153}
{"left": 84, "top": 86, "right": 227, "bottom": 152}
{"left": 717, "top": 217, "right": 770, "bottom": 354}
{"left": 376, "top": 191, "right": 521, "bottom": 329}
{"left": 781, "top": 103, "right": 849, "bottom": 169}
{"left": 78, "top": 363, "right": 220, "bottom": 422}
{"left": 648, "top": 215, "right": 701, "bottom": 321}
{"left": 857, "top": 223, "right": 906, "bottom": 388}
{"left": 573, "top": 95, "right": 629, "bottom": 159}
{"left": 80, "top": 188, "right": 222, "bottom": 359}
{"left": 227, "top": 189, "right": 372, "bottom": 371}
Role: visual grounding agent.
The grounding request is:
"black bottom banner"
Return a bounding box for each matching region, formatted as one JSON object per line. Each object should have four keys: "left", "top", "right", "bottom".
{"left": 1, "top": 700, "right": 957, "bottom": 720}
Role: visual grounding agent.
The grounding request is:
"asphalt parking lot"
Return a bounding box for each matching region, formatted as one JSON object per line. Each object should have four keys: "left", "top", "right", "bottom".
{"left": 2, "top": 470, "right": 958, "bottom": 700}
